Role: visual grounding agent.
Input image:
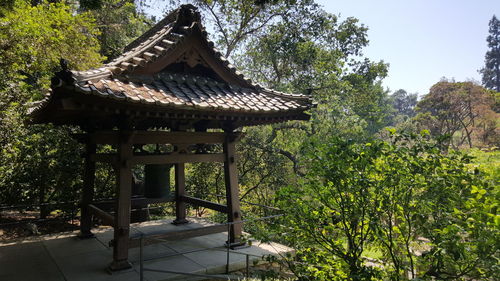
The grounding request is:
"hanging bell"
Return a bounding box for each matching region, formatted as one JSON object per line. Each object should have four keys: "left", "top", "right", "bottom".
{"left": 144, "top": 164, "right": 172, "bottom": 198}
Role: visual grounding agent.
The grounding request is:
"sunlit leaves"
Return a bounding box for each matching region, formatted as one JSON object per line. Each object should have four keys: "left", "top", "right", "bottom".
{"left": 0, "top": 0, "right": 103, "bottom": 95}
{"left": 0, "top": 0, "right": 104, "bottom": 210}
{"left": 275, "top": 132, "right": 498, "bottom": 280}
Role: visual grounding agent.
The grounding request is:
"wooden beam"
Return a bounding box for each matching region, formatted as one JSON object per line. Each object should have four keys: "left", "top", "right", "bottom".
{"left": 88, "top": 131, "right": 120, "bottom": 144}
{"left": 129, "top": 153, "right": 224, "bottom": 165}
{"left": 90, "top": 153, "right": 118, "bottom": 164}
{"left": 128, "top": 224, "right": 228, "bottom": 248}
{"left": 133, "top": 131, "right": 226, "bottom": 144}
{"left": 223, "top": 132, "right": 243, "bottom": 245}
{"left": 181, "top": 195, "right": 228, "bottom": 213}
{"left": 87, "top": 131, "right": 226, "bottom": 145}
{"left": 173, "top": 163, "right": 188, "bottom": 224}
{"left": 110, "top": 133, "right": 133, "bottom": 271}
{"left": 93, "top": 196, "right": 174, "bottom": 210}
{"left": 131, "top": 196, "right": 174, "bottom": 205}
{"left": 88, "top": 204, "right": 114, "bottom": 227}
{"left": 71, "top": 133, "right": 88, "bottom": 143}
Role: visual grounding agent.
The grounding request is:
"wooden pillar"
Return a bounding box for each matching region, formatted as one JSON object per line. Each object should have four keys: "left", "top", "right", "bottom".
{"left": 223, "top": 132, "right": 243, "bottom": 246}
{"left": 109, "top": 133, "right": 133, "bottom": 271}
{"left": 79, "top": 141, "right": 96, "bottom": 238}
{"left": 173, "top": 163, "right": 188, "bottom": 224}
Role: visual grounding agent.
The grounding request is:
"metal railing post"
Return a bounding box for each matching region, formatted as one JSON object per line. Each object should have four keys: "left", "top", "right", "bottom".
{"left": 131, "top": 213, "right": 284, "bottom": 280}
{"left": 226, "top": 222, "right": 231, "bottom": 274}
{"left": 140, "top": 234, "right": 144, "bottom": 281}
{"left": 246, "top": 254, "right": 250, "bottom": 278}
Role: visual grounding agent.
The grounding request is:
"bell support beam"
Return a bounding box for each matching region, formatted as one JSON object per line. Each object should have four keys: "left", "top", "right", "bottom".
{"left": 90, "top": 153, "right": 225, "bottom": 165}
{"left": 173, "top": 163, "right": 188, "bottom": 225}
{"left": 109, "top": 132, "right": 133, "bottom": 271}
{"left": 223, "top": 132, "right": 244, "bottom": 247}
{"left": 130, "top": 153, "right": 224, "bottom": 165}
{"left": 90, "top": 153, "right": 118, "bottom": 165}
{"left": 82, "top": 131, "right": 227, "bottom": 145}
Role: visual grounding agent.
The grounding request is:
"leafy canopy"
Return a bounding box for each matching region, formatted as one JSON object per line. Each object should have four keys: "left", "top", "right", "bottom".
{"left": 0, "top": 0, "right": 104, "bottom": 210}
{"left": 275, "top": 131, "right": 499, "bottom": 280}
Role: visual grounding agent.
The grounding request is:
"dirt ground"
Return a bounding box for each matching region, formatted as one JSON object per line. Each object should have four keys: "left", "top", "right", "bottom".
{"left": 0, "top": 210, "right": 79, "bottom": 242}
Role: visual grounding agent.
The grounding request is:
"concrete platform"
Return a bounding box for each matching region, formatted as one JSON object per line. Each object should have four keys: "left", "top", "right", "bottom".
{"left": 0, "top": 218, "right": 293, "bottom": 281}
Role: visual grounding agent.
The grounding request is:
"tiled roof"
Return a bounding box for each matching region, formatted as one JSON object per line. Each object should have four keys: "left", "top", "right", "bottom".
{"left": 71, "top": 72, "right": 308, "bottom": 113}
{"left": 29, "top": 4, "right": 312, "bottom": 126}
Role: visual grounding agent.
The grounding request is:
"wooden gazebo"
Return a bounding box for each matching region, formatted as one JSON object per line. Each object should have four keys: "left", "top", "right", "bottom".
{"left": 29, "top": 4, "right": 311, "bottom": 271}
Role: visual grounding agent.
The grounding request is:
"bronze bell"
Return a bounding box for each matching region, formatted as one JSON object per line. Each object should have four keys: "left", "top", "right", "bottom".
{"left": 144, "top": 164, "right": 172, "bottom": 198}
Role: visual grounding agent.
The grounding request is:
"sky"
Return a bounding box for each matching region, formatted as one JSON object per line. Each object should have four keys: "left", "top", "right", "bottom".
{"left": 316, "top": 0, "right": 500, "bottom": 95}
{"left": 143, "top": 0, "right": 500, "bottom": 96}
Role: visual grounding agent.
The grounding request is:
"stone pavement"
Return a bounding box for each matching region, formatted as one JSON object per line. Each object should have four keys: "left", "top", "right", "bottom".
{"left": 0, "top": 218, "right": 293, "bottom": 281}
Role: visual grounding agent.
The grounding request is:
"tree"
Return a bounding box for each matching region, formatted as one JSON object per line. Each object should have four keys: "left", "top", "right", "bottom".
{"left": 277, "top": 137, "right": 383, "bottom": 280}
{"left": 79, "top": 0, "right": 151, "bottom": 61}
{"left": 340, "top": 59, "right": 391, "bottom": 135}
{"left": 480, "top": 15, "right": 500, "bottom": 92}
{"left": 140, "top": 1, "right": 389, "bottom": 208}
{"left": 0, "top": 0, "right": 104, "bottom": 213}
{"left": 389, "top": 89, "right": 418, "bottom": 119}
{"left": 275, "top": 131, "right": 499, "bottom": 280}
{"left": 143, "top": 0, "right": 299, "bottom": 59}
{"left": 415, "top": 81, "right": 498, "bottom": 148}
{"left": 0, "top": 0, "right": 103, "bottom": 99}
{"left": 384, "top": 89, "right": 419, "bottom": 132}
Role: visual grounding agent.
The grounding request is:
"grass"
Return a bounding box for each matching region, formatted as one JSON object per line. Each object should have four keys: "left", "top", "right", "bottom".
{"left": 466, "top": 148, "right": 500, "bottom": 180}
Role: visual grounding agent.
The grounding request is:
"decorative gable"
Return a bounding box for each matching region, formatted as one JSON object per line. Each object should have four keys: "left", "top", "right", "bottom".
{"left": 29, "top": 4, "right": 312, "bottom": 130}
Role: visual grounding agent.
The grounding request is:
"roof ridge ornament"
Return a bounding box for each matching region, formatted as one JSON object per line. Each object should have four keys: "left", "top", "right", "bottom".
{"left": 174, "top": 4, "right": 201, "bottom": 29}
{"left": 51, "top": 58, "right": 75, "bottom": 88}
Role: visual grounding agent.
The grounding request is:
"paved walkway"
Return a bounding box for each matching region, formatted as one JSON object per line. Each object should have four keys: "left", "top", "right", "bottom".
{"left": 0, "top": 218, "right": 292, "bottom": 281}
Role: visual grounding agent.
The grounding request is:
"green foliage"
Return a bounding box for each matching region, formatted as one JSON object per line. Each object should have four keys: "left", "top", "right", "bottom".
{"left": 276, "top": 137, "right": 384, "bottom": 280}
{"left": 0, "top": 0, "right": 103, "bottom": 92}
{"left": 1, "top": 2, "right": 496, "bottom": 280}
{"left": 275, "top": 132, "right": 499, "bottom": 280}
{"left": 340, "top": 59, "right": 391, "bottom": 135}
{"left": 0, "top": 0, "right": 104, "bottom": 212}
{"left": 0, "top": 120, "right": 83, "bottom": 216}
{"left": 185, "top": 161, "right": 224, "bottom": 217}
{"left": 79, "top": 0, "right": 151, "bottom": 60}
{"left": 387, "top": 89, "right": 418, "bottom": 127}
{"left": 467, "top": 148, "right": 500, "bottom": 181}
{"left": 239, "top": 3, "right": 390, "bottom": 139}
{"left": 195, "top": 0, "right": 307, "bottom": 59}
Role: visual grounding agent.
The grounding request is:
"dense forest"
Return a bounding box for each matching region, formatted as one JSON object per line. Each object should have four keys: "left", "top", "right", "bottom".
{"left": 0, "top": 0, "right": 498, "bottom": 280}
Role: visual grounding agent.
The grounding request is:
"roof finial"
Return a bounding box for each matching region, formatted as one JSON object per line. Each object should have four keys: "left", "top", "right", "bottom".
{"left": 51, "top": 58, "right": 74, "bottom": 87}
{"left": 60, "top": 58, "right": 69, "bottom": 71}
{"left": 176, "top": 4, "right": 200, "bottom": 26}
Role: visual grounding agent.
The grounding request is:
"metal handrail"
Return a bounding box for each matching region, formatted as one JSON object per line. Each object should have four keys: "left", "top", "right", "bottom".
{"left": 138, "top": 213, "right": 284, "bottom": 281}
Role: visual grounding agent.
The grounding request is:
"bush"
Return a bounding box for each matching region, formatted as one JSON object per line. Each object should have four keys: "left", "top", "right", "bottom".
{"left": 275, "top": 131, "right": 498, "bottom": 280}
